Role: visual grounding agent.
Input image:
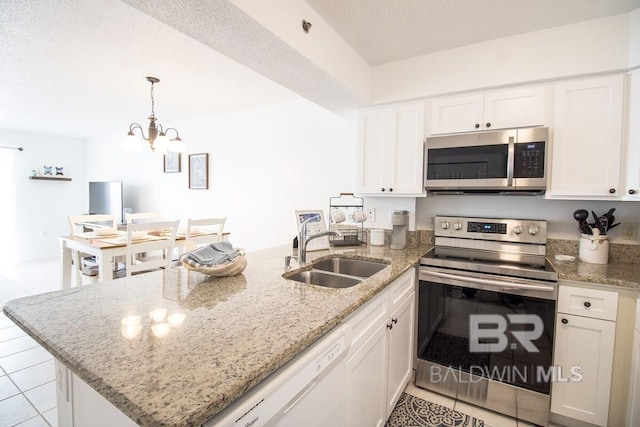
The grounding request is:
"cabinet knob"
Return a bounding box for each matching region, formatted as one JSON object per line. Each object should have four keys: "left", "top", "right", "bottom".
{"left": 485, "top": 122, "right": 491, "bottom": 128}
{"left": 609, "top": 188, "right": 616, "bottom": 194}
{"left": 381, "top": 188, "right": 385, "bottom": 192}
{"left": 389, "top": 188, "right": 393, "bottom": 192}
{"left": 584, "top": 301, "right": 591, "bottom": 308}
{"left": 630, "top": 189, "right": 637, "bottom": 195}
{"left": 561, "top": 318, "right": 568, "bottom": 324}
{"left": 387, "top": 323, "right": 393, "bottom": 330}
{"left": 392, "top": 318, "right": 398, "bottom": 324}
{"left": 474, "top": 123, "right": 480, "bottom": 129}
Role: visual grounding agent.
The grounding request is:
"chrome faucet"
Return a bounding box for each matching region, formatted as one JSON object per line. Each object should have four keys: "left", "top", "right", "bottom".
{"left": 286, "top": 217, "right": 342, "bottom": 268}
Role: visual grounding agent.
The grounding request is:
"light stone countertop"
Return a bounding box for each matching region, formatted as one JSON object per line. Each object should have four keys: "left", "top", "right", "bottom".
{"left": 553, "top": 259, "right": 640, "bottom": 291}
{"left": 3, "top": 243, "right": 430, "bottom": 427}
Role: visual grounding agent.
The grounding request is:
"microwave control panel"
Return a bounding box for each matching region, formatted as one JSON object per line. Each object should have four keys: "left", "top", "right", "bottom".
{"left": 513, "top": 142, "right": 545, "bottom": 178}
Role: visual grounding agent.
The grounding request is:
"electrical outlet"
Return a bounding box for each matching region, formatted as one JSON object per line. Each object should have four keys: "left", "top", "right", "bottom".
{"left": 622, "top": 223, "right": 638, "bottom": 241}
{"left": 367, "top": 208, "right": 376, "bottom": 222}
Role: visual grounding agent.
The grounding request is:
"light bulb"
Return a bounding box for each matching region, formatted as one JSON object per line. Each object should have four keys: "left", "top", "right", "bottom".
{"left": 121, "top": 132, "right": 143, "bottom": 151}
{"left": 167, "top": 138, "right": 186, "bottom": 153}
{"left": 149, "top": 308, "right": 167, "bottom": 322}
{"left": 167, "top": 313, "right": 185, "bottom": 327}
{"left": 153, "top": 134, "right": 169, "bottom": 154}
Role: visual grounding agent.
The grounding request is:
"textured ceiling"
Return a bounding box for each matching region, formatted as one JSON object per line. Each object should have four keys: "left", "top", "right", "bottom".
{"left": 0, "top": 0, "right": 298, "bottom": 139}
{"left": 305, "top": 0, "right": 640, "bottom": 65}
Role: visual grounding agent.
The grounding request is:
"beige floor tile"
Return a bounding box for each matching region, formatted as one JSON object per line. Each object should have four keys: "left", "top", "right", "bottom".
{"left": 42, "top": 407, "right": 58, "bottom": 427}
{"left": 455, "top": 401, "right": 518, "bottom": 427}
{"left": 0, "top": 335, "right": 39, "bottom": 358}
{"left": 0, "top": 317, "right": 15, "bottom": 330}
{"left": 0, "top": 325, "right": 25, "bottom": 343}
{"left": 404, "top": 381, "right": 456, "bottom": 409}
{"left": 0, "top": 346, "right": 52, "bottom": 374}
{"left": 0, "top": 374, "right": 20, "bottom": 400}
{"left": 9, "top": 360, "right": 55, "bottom": 392}
{"left": 24, "top": 380, "right": 56, "bottom": 414}
{"left": 0, "top": 393, "right": 38, "bottom": 426}
{"left": 14, "top": 415, "right": 50, "bottom": 427}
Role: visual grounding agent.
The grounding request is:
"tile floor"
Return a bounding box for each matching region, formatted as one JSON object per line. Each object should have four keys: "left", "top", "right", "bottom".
{"left": 1, "top": 259, "right": 60, "bottom": 427}
{"left": 1, "top": 258, "right": 556, "bottom": 427}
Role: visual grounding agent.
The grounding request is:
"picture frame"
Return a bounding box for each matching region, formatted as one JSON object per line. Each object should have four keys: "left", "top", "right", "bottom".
{"left": 188, "top": 153, "right": 209, "bottom": 189}
{"left": 163, "top": 152, "right": 181, "bottom": 173}
{"left": 294, "top": 210, "right": 329, "bottom": 251}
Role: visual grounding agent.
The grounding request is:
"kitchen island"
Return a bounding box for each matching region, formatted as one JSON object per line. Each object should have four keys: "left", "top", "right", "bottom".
{"left": 3, "top": 243, "right": 429, "bottom": 426}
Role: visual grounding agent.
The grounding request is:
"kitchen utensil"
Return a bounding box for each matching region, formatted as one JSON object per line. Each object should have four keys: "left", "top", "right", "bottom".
{"left": 608, "top": 222, "right": 621, "bottom": 230}
{"left": 573, "top": 209, "right": 589, "bottom": 222}
{"left": 603, "top": 208, "right": 616, "bottom": 227}
{"left": 579, "top": 223, "right": 593, "bottom": 235}
{"left": 597, "top": 216, "right": 609, "bottom": 235}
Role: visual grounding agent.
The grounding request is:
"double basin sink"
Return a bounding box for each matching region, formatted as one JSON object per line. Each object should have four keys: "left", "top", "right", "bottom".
{"left": 284, "top": 257, "right": 389, "bottom": 289}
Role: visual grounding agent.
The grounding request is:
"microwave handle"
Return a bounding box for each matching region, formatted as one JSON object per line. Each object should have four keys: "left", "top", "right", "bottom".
{"left": 506, "top": 135, "right": 515, "bottom": 186}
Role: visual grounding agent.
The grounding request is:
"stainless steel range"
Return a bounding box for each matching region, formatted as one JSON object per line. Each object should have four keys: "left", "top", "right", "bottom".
{"left": 416, "top": 216, "right": 558, "bottom": 426}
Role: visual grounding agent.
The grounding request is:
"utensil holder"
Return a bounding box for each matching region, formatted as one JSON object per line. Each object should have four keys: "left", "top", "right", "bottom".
{"left": 578, "top": 234, "right": 609, "bottom": 264}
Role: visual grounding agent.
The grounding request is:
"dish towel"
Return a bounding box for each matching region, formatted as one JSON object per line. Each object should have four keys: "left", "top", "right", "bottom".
{"left": 180, "top": 241, "right": 241, "bottom": 268}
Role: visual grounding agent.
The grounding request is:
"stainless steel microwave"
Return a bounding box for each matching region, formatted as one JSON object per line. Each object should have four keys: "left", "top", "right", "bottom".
{"left": 424, "top": 127, "right": 548, "bottom": 194}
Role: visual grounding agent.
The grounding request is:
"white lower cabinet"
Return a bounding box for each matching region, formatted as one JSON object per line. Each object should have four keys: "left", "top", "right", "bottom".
{"left": 344, "top": 268, "right": 416, "bottom": 427}
{"left": 627, "top": 298, "right": 640, "bottom": 426}
{"left": 551, "top": 285, "right": 618, "bottom": 426}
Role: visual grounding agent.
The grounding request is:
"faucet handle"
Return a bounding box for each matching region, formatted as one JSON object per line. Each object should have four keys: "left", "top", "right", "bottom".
{"left": 284, "top": 255, "right": 298, "bottom": 270}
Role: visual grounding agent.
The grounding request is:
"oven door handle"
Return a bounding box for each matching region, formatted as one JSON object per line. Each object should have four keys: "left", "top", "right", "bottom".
{"left": 420, "top": 269, "right": 555, "bottom": 292}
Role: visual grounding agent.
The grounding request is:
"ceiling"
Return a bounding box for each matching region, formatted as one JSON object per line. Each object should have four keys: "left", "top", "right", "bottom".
{"left": 0, "top": 0, "right": 298, "bottom": 140}
{"left": 305, "top": 0, "right": 640, "bottom": 65}
{"left": 1, "top": 1, "right": 639, "bottom": 140}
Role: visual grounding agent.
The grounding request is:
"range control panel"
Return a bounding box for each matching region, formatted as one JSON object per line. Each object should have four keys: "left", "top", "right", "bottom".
{"left": 434, "top": 216, "right": 547, "bottom": 244}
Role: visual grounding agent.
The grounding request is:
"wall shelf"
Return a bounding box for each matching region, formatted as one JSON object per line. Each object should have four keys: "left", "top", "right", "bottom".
{"left": 29, "top": 176, "right": 72, "bottom": 181}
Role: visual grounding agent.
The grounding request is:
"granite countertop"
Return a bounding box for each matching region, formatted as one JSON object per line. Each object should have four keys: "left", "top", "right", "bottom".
{"left": 3, "top": 243, "right": 430, "bottom": 427}
{"left": 553, "top": 259, "right": 640, "bottom": 291}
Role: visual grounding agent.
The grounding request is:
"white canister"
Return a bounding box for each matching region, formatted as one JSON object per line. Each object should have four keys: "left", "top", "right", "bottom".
{"left": 578, "top": 234, "right": 609, "bottom": 264}
{"left": 370, "top": 229, "right": 385, "bottom": 246}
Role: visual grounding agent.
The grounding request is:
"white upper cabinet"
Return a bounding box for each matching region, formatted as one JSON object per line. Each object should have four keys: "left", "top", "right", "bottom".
{"left": 357, "top": 102, "right": 425, "bottom": 196}
{"left": 430, "top": 87, "right": 546, "bottom": 135}
{"left": 623, "top": 70, "right": 640, "bottom": 200}
{"left": 547, "top": 75, "right": 624, "bottom": 199}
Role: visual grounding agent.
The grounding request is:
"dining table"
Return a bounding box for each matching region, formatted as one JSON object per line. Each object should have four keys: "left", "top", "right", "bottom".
{"left": 58, "top": 229, "right": 229, "bottom": 289}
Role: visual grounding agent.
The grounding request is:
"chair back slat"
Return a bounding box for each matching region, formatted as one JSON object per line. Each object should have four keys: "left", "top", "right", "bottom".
{"left": 125, "top": 219, "right": 179, "bottom": 277}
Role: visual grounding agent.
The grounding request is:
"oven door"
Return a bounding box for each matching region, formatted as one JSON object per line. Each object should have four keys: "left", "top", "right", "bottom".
{"left": 417, "top": 266, "right": 556, "bottom": 395}
{"left": 425, "top": 129, "right": 515, "bottom": 190}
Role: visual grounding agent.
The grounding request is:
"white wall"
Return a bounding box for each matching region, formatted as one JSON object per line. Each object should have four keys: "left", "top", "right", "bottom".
{"left": 371, "top": 14, "right": 631, "bottom": 104}
{"left": 86, "top": 99, "right": 356, "bottom": 251}
{"left": 0, "top": 128, "right": 88, "bottom": 264}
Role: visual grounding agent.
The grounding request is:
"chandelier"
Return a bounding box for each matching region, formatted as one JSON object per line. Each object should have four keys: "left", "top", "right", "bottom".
{"left": 121, "top": 77, "right": 185, "bottom": 153}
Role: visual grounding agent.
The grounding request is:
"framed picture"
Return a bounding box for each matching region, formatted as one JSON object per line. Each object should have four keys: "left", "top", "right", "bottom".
{"left": 189, "top": 153, "right": 209, "bottom": 189}
{"left": 163, "top": 152, "right": 181, "bottom": 173}
{"left": 294, "top": 210, "right": 329, "bottom": 251}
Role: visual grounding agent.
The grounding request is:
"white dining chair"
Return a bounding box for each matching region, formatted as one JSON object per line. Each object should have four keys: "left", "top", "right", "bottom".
{"left": 182, "top": 217, "right": 227, "bottom": 252}
{"left": 125, "top": 212, "right": 162, "bottom": 224}
{"left": 125, "top": 219, "right": 179, "bottom": 277}
{"left": 68, "top": 214, "right": 118, "bottom": 285}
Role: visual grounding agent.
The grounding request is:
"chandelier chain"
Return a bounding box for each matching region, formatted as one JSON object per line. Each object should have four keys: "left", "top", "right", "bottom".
{"left": 150, "top": 82, "right": 155, "bottom": 119}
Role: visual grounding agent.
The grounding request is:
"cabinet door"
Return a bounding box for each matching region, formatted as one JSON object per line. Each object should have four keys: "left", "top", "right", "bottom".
{"left": 623, "top": 70, "right": 640, "bottom": 200}
{"left": 548, "top": 75, "right": 624, "bottom": 198}
{"left": 358, "top": 109, "right": 387, "bottom": 194}
{"left": 385, "top": 293, "right": 415, "bottom": 418}
{"left": 628, "top": 329, "right": 640, "bottom": 427}
{"left": 430, "top": 95, "right": 483, "bottom": 134}
{"left": 483, "top": 87, "right": 546, "bottom": 130}
{"left": 551, "top": 313, "right": 615, "bottom": 426}
{"left": 346, "top": 321, "right": 388, "bottom": 427}
{"left": 389, "top": 103, "right": 425, "bottom": 194}
{"left": 357, "top": 103, "right": 425, "bottom": 195}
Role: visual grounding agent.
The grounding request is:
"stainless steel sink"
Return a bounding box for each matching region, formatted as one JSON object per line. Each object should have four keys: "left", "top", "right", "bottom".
{"left": 312, "top": 257, "right": 388, "bottom": 278}
{"left": 285, "top": 270, "right": 362, "bottom": 289}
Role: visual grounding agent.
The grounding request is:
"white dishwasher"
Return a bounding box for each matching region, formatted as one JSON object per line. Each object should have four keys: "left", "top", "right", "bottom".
{"left": 204, "top": 323, "right": 350, "bottom": 427}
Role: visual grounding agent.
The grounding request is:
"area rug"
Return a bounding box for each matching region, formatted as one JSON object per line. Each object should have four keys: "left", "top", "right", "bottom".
{"left": 385, "top": 393, "right": 484, "bottom": 427}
